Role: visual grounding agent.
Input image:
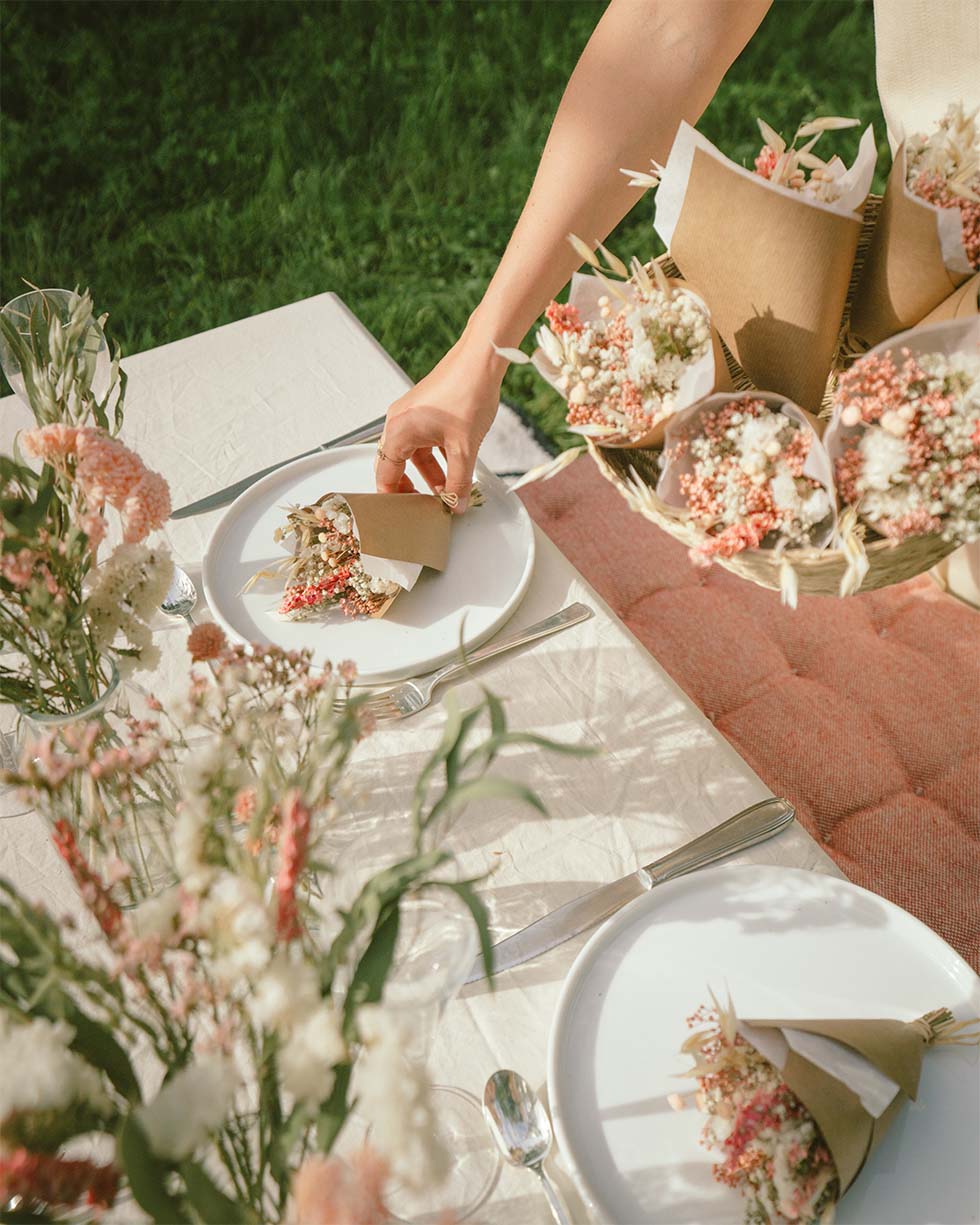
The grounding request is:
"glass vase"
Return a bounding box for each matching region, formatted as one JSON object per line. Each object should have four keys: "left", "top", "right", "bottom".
{"left": 0, "top": 287, "right": 111, "bottom": 406}
{"left": 5, "top": 662, "right": 173, "bottom": 899}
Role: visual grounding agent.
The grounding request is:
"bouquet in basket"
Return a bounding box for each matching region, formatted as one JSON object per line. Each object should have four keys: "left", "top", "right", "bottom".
{"left": 648, "top": 114, "right": 877, "bottom": 412}
{"left": 524, "top": 248, "right": 729, "bottom": 448}
{"left": 851, "top": 103, "right": 980, "bottom": 345}
{"left": 655, "top": 392, "right": 836, "bottom": 605}
{"left": 825, "top": 317, "right": 980, "bottom": 586}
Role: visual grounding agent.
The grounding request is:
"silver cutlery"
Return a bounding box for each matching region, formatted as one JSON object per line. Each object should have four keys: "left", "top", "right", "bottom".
{"left": 465, "top": 796, "right": 795, "bottom": 983}
{"left": 170, "top": 414, "right": 387, "bottom": 520}
{"left": 484, "top": 1069, "right": 571, "bottom": 1225}
{"left": 343, "top": 603, "right": 593, "bottom": 721}
{"left": 160, "top": 564, "right": 199, "bottom": 625}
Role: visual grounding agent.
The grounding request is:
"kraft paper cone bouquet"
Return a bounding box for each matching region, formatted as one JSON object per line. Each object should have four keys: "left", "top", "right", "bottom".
{"left": 851, "top": 103, "right": 980, "bottom": 347}
{"left": 522, "top": 251, "right": 730, "bottom": 449}
{"left": 255, "top": 491, "right": 453, "bottom": 620}
{"left": 651, "top": 116, "right": 878, "bottom": 413}
{"left": 677, "top": 994, "right": 980, "bottom": 1225}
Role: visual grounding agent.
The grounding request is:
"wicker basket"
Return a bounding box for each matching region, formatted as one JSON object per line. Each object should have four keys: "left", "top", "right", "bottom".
{"left": 589, "top": 195, "right": 959, "bottom": 596}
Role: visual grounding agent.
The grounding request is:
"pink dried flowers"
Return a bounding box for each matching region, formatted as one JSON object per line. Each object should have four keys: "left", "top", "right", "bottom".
{"left": 535, "top": 265, "right": 714, "bottom": 444}
{"left": 906, "top": 102, "right": 980, "bottom": 270}
{"left": 752, "top": 114, "right": 861, "bottom": 204}
{"left": 830, "top": 345, "right": 980, "bottom": 543}
{"left": 681, "top": 1003, "right": 839, "bottom": 1225}
{"left": 662, "top": 397, "right": 834, "bottom": 564}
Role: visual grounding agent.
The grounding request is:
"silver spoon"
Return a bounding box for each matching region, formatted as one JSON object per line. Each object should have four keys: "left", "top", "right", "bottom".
{"left": 160, "top": 564, "right": 198, "bottom": 626}
{"left": 484, "top": 1069, "right": 571, "bottom": 1225}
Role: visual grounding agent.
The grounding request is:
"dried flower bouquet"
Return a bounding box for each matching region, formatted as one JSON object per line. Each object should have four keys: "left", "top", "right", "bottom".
{"left": 656, "top": 392, "right": 835, "bottom": 602}
{"left": 825, "top": 317, "right": 980, "bottom": 554}
{"left": 520, "top": 243, "right": 727, "bottom": 448}
{"left": 677, "top": 996, "right": 979, "bottom": 1225}
{"left": 0, "top": 290, "right": 172, "bottom": 716}
{"left": 852, "top": 101, "right": 980, "bottom": 345}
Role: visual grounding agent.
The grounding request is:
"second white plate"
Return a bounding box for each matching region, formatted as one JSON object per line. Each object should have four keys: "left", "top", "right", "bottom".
{"left": 201, "top": 446, "right": 535, "bottom": 684}
{"left": 548, "top": 865, "right": 980, "bottom": 1225}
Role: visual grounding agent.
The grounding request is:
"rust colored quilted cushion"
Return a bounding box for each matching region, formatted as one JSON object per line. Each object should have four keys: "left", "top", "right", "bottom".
{"left": 520, "top": 459, "right": 980, "bottom": 969}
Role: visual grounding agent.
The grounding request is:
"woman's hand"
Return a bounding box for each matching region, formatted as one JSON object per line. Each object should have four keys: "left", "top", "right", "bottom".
{"left": 375, "top": 328, "right": 507, "bottom": 513}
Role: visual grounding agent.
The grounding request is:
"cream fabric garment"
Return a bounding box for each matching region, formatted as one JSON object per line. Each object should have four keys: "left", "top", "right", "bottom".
{"left": 873, "top": 0, "right": 980, "bottom": 150}
{"left": 874, "top": 0, "right": 980, "bottom": 608}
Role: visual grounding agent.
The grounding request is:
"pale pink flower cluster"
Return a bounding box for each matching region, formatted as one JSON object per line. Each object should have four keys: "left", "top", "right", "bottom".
{"left": 21, "top": 423, "right": 171, "bottom": 546}
{"left": 832, "top": 348, "right": 980, "bottom": 542}
{"left": 666, "top": 399, "right": 833, "bottom": 563}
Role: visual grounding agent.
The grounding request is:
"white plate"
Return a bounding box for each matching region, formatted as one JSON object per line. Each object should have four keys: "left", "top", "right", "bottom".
{"left": 548, "top": 865, "right": 980, "bottom": 1225}
{"left": 201, "top": 447, "right": 534, "bottom": 684}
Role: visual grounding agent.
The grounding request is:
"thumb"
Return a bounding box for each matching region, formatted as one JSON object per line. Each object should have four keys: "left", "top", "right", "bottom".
{"left": 442, "top": 445, "right": 476, "bottom": 514}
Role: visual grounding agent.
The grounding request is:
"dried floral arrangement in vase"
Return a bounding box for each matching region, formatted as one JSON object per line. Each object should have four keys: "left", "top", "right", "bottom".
{"left": 0, "top": 289, "right": 172, "bottom": 719}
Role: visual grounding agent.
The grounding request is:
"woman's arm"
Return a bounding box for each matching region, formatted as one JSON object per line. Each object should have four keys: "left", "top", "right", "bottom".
{"left": 377, "top": 0, "right": 773, "bottom": 508}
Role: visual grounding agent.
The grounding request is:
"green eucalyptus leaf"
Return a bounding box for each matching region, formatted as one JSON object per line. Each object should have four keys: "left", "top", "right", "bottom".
{"left": 179, "top": 1159, "right": 251, "bottom": 1224}
{"left": 430, "top": 878, "right": 494, "bottom": 989}
{"left": 314, "top": 1062, "right": 352, "bottom": 1154}
{"left": 117, "top": 1115, "right": 189, "bottom": 1224}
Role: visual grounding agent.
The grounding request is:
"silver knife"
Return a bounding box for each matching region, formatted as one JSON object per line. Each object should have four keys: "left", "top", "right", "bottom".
{"left": 464, "top": 797, "right": 794, "bottom": 984}
{"left": 170, "top": 413, "right": 387, "bottom": 520}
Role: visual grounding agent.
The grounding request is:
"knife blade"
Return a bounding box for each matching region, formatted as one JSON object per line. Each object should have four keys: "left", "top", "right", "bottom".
{"left": 464, "top": 796, "right": 795, "bottom": 984}
{"left": 170, "top": 413, "right": 387, "bottom": 520}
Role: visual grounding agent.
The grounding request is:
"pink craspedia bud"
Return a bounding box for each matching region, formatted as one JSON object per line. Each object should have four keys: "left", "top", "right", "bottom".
{"left": 754, "top": 145, "right": 779, "bottom": 179}
{"left": 187, "top": 620, "right": 227, "bottom": 662}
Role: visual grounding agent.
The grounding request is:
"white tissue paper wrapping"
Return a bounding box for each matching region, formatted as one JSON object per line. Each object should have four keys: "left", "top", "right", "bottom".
{"left": 656, "top": 392, "right": 838, "bottom": 551}
{"left": 738, "top": 1021, "right": 902, "bottom": 1121}
{"left": 654, "top": 121, "right": 879, "bottom": 250}
{"left": 356, "top": 548, "right": 423, "bottom": 593}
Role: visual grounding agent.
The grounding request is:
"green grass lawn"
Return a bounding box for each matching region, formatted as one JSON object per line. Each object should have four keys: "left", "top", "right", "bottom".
{"left": 1, "top": 0, "right": 886, "bottom": 446}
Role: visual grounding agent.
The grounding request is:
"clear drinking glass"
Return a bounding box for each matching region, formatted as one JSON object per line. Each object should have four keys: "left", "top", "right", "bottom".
{"left": 363, "top": 892, "right": 500, "bottom": 1224}
{"left": 0, "top": 287, "right": 111, "bottom": 404}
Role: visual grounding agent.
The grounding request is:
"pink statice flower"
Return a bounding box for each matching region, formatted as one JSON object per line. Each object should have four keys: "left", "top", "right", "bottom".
{"left": 1, "top": 547, "right": 36, "bottom": 590}
{"left": 754, "top": 144, "right": 779, "bottom": 179}
{"left": 276, "top": 789, "right": 312, "bottom": 942}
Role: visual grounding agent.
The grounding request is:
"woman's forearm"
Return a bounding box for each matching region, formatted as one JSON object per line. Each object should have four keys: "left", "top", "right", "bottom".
{"left": 464, "top": 0, "right": 773, "bottom": 353}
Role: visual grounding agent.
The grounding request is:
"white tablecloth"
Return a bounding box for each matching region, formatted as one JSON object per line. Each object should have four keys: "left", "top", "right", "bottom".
{"left": 0, "top": 293, "right": 840, "bottom": 1222}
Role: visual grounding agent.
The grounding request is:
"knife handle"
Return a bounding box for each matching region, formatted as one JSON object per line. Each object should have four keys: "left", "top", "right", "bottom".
{"left": 641, "top": 798, "right": 794, "bottom": 887}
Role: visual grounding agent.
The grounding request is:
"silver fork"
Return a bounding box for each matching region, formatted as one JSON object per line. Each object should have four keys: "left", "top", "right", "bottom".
{"left": 342, "top": 603, "right": 593, "bottom": 721}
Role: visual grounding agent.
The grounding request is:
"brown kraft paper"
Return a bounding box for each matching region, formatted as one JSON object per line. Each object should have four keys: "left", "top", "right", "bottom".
{"left": 669, "top": 146, "right": 861, "bottom": 414}
{"left": 744, "top": 1015, "right": 935, "bottom": 1194}
{"left": 919, "top": 272, "right": 980, "bottom": 326}
{"left": 341, "top": 492, "right": 451, "bottom": 572}
{"left": 850, "top": 145, "right": 968, "bottom": 346}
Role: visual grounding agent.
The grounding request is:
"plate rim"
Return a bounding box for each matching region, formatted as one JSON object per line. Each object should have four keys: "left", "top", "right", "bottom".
{"left": 545, "top": 862, "right": 980, "bottom": 1224}
{"left": 200, "top": 446, "right": 536, "bottom": 683}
